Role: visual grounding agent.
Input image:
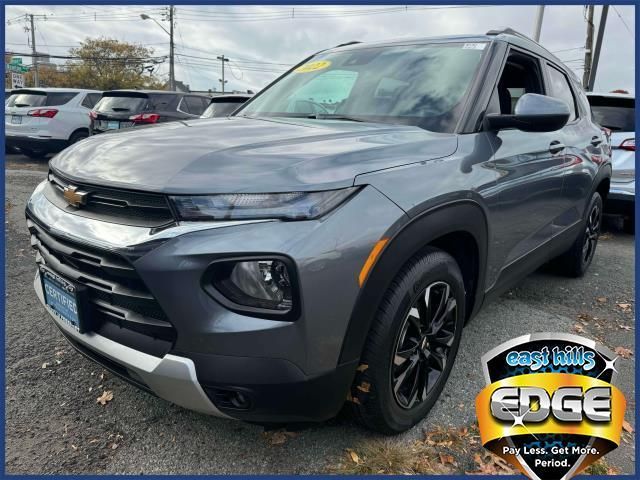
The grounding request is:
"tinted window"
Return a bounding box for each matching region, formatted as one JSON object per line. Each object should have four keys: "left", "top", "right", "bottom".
{"left": 81, "top": 93, "right": 101, "bottom": 109}
{"left": 149, "top": 94, "right": 175, "bottom": 111}
{"left": 547, "top": 65, "right": 577, "bottom": 121}
{"left": 240, "top": 43, "right": 487, "bottom": 133}
{"left": 202, "top": 100, "right": 246, "bottom": 118}
{"left": 588, "top": 96, "right": 634, "bottom": 131}
{"left": 7, "top": 93, "right": 46, "bottom": 107}
{"left": 181, "top": 96, "right": 209, "bottom": 115}
{"left": 95, "top": 95, "right": 148, "bottom": 113}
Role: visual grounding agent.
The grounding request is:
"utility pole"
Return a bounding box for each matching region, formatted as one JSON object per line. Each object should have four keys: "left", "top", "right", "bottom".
{"left": 169, "top": 5, "right": 175, "bottom": 91}
{"left": 588, "top": 5, "right": 609, "bottom": 92}
{"left": 533, "top": 6, "right": 545, "bottom": 42}
{"left": 217, "top": 55, "right": 229, "bottom": 93}
{"left": 582, "top": 5, "right": 595, "bottom": 89}
{"left": 29, "top": 14, "right": 38, "bottom": 87}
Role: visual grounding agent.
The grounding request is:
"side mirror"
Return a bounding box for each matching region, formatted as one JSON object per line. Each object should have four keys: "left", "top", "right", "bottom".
{"left": 484, "top": 93, "right": 571, "bottom": 133}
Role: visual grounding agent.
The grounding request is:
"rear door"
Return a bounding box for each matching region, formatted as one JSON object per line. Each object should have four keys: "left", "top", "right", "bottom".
{"left": 91, "top": 92, "right": 150, "bottom": 133}
{"left": 544, "top": 64, "right": 605, "bottom": 229}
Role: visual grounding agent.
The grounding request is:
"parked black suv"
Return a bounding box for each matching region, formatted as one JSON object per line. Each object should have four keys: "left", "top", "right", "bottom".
{"left": 90, "top": 90, "right": 210, "bottom": 134}
{"left": 200, "top": 94, "right": 253, "bottom": 118}
{"left": 27, "top": 29, "right": 611, "bottom": 434}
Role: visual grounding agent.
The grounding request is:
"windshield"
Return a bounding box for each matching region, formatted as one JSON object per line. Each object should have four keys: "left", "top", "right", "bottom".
{"left": 95, "top": 95, "right": 148, "bottom": 113}
{"left": 237, "top": 42, "right": 487, "bottom": 132}
{"left": 588, "top": 96, "right": 635, "bottom": 131}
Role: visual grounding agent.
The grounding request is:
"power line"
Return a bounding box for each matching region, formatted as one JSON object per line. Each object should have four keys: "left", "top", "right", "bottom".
{"left": 612, "top": 6, "right": 634, "bottom": 38}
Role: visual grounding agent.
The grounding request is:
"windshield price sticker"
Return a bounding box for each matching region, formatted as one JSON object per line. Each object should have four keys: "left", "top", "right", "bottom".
{"left": 476, "top": 333, "right": 626, "bottom": 480}
{"left": 294, "top": 60, "right": 332, "bottom": 73}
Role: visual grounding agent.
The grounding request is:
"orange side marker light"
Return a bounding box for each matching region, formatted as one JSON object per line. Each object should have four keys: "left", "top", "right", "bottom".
{"left": 358, "top": 238, "right": 389, "bottom": 287}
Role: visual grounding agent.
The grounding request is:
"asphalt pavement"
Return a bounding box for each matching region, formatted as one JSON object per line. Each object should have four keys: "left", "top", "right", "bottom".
{"left": 4, "top": 154, "right": 636, "bottom": 474}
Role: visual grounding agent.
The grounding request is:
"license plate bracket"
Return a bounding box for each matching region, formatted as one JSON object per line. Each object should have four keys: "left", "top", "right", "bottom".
{"left": 11, "top": 115, "right": 22, "bottom": 124}
{"left": 40, "top": 267, "right": 91, "bottom": 333}
{"left": 106, "top": 121, "right": 120, "bottom": 130}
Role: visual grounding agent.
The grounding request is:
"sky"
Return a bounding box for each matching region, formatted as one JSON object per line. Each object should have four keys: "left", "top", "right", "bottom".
{"left": 4, "top": 5, "right": 636, "bottom": 94}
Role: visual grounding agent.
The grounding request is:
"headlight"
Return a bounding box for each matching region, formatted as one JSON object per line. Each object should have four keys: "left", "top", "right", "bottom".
{"left": 170, "top": 187, "right": 359, "bottom": 221}
{"left": 204, "top": 257, "right": 299, "bottom": 319}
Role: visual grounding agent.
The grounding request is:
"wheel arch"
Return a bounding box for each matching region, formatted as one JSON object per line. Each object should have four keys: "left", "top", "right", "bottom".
{"left": 68, "top": 127, "right": 90, "bottom": 142}
{"left": 338, "top": 200, "right": 489, "bottom": 365}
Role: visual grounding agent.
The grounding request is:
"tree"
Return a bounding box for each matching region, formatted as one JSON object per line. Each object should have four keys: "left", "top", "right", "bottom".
{"left": 63, "top": 38, "right": 165, "bottom": 90}
{"left": 24, "top": 65, "right": 70, "bottom": 88}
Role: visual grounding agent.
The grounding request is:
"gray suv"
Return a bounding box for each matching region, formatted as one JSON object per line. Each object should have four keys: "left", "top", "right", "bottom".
{"left": 26, "top": 29, "right": 611, "bottom": 434}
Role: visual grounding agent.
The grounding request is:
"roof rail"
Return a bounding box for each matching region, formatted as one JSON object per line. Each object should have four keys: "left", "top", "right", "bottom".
{"left": 486, "top": 28, "right": 535, "bottom": 42}
{"left": 334, "top": 41, "right": 362, "bottom": 48}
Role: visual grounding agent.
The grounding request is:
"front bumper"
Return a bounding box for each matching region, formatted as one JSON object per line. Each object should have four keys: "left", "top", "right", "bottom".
{"left": 6, "top": 134, "right": 67, "bottom": 153}
{"left": 27, "top": 178, "right": 405, "bottom": 422}
{"left": 34, "top": 270, "right": 229, "bottom": 417}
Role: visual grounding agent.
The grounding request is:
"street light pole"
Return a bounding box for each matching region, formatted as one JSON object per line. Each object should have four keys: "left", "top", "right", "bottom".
{"left": 140, "top": 7, "right": 174, "bottom": 91}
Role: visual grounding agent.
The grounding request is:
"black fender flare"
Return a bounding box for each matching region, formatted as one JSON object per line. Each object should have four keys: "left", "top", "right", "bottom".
{"left": 338, "top": 200, "right": 489, "bottom": 364}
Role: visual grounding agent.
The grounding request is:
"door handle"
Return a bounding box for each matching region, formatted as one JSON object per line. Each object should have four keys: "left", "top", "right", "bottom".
{"left": 591, "top": 136, "right": 603, "bottom": 147}
{"left": 549, "top": 140, "right": 565, "bottom": 155}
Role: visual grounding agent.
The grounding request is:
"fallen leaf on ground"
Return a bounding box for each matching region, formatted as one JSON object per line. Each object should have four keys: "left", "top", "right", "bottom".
{"left": 263, "top": 429, "right": 297, "bottom": 446}
{"left": 616, "top": 303, "right": 632, "bottom": 312}
{"left": 619, "top": 325, "right": 632, "bottom": 331}
{"left": 356, "top": 364, "right": 369, "bottom": 372}
{"left": 573, "top": 324, "right": 584, "bottom": 333}
{"left": 614, "top": 346, "right": 633, "bottom": 358}
{"left": 96, "top": 390, "right": 114, "bottom": 405}
{"left": 622, "top": 419, "right": 634, "bottom": 433}
{"left": 439, "top": 453, "right": 456, "bottom": 465}
{"left": 41, "top": 362, "right": 51, "bottom": 369}
{"left": 596, "top": 297, "right": 607, "bottom": 304}
{"left": 347, "top": 449, "right": 361, "bottom": 464}
{"left": 110, "top": 443, "right": 118, "bottom": 450}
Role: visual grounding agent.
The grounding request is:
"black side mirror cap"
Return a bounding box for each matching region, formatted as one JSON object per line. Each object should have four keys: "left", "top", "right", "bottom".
{"left": 484, "top": 93, "right": 571, "bottom": 133}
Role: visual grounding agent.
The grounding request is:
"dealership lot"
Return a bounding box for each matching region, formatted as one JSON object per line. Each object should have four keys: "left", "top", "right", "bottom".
{"left": 5, "top": 156, "right": 635, "bottom": 474}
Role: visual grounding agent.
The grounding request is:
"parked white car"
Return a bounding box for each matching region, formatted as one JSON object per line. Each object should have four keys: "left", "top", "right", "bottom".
{"left": 587, "top": 92, "right": 635, "bottom": 233}
{"left": 5, "top": 88, "right": 101, "bottom": 159}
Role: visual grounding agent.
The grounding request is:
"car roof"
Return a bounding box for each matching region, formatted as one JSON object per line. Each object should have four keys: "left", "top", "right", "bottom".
{"left": 210, "top": 94, "right": 252, "bottom": 100}
{"left": 587, "top": 92, "right": 635, "bottom": 100}
{"left": 12, "top": 87, "right": 100, "bottom": 93}
{"left": 107, "top": 89, "right": 209, "bottom": 96}
{"left": 327, "top": 28, "right": 576, "bottom": 81}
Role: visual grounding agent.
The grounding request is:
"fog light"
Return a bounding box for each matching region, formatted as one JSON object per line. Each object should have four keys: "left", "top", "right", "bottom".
{"left": 210, "top": 259, "right": 294, "bottom": 313}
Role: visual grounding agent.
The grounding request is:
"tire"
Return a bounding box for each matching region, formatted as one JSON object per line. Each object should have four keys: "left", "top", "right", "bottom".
{"left": 557, "top": 191, "right": 603, "bottom": 277}
{"left": 69, "top": 130, "right": 89, "bottom": 145}
{"left": 20, "top": 147, "right": 48, "bottom": 159}
{"left": 351, "top": 248, "right": 465, "bottom": 434}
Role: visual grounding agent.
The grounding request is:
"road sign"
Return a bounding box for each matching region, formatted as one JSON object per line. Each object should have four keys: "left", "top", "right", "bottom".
{"left": 11, "top": 72, "right": 24, "bottom": 89}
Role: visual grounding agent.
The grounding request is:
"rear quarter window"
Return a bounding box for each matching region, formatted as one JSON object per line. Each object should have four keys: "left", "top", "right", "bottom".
{"left": 588, "top": 96, "right": 635, "bottom": 131}
{"left": 45, "top": 92, "right": 78, "bottom": 106}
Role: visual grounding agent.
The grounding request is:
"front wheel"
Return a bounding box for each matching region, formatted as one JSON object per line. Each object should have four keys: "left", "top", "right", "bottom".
{"left": 351, "top": 249, "right": 465, "bottom": 434}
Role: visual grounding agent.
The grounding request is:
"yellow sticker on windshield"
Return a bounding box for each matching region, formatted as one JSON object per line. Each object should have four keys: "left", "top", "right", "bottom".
{"left": 295, "top": 60, "right": 331, "bottom": 73}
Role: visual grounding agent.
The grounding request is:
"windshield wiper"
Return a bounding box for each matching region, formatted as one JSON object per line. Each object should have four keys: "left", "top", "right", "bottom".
{"left": 307, "top": 113, "right": 366, "bottom": 122}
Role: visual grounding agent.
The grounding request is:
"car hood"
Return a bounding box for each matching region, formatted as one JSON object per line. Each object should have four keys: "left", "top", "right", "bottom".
{"left": 51, "top": 116, "right": 457, "bottom": 193}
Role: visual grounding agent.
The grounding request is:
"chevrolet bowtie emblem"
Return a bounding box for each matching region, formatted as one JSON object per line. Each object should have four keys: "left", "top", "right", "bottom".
{"left": 63, "top": 185, "right": 89, "bottom": 208}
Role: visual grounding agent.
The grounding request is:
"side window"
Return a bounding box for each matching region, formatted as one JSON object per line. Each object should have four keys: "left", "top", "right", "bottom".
{"left": 546, "top": 65, "right": 578, "bottom": 122}
{"left": 185, "top": 96, "right": 208, "bottom": 115}
{"left": 178, "top": 96, "right": 192, "bottom": 114}
{"left": 81, "top": 93, "right": 101, "bottom": 109}
{"left": 488, "top": 51, "right": 544, "bottom": 115}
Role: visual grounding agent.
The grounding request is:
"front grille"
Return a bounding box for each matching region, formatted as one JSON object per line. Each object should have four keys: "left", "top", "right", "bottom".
{"left": 47, "top": 170, "right": 175, "bottom": 228}
{"left": 28, "top": 214, "right": 176, "bottom": 357}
